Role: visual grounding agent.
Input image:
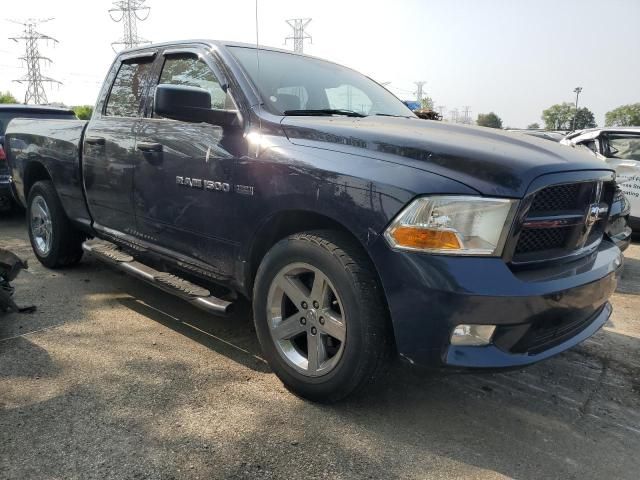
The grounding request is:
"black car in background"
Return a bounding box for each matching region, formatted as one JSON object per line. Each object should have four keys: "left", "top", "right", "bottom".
{"left": 0, "top": 105, "right": 77, "bottom": 211}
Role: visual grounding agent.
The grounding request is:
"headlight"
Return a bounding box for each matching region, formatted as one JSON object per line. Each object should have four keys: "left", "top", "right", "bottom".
{"left": 384, "top": 196, "right": 517, "bottom": 255}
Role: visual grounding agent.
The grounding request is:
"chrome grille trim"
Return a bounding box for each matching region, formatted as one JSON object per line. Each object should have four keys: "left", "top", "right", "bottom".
{"left": 507, "top": 176, "right": 615, "bottom": 265}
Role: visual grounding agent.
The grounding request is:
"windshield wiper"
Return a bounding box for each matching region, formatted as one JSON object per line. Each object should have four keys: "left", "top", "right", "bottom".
{"left": 283, "top": 109, "right": 366, "bottom": 118}
{"left": 374, "top": 113, "right": 413, "bottom": 118}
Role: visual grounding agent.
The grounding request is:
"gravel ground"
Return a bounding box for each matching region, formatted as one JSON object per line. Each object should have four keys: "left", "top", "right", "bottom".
{"left": 1, "top": 209, "right": 639, "bottom": 479}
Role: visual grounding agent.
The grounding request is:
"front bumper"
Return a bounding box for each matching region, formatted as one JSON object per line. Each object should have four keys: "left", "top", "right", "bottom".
{"left": 369, "top": 237, "right": 622, "bottom": 369}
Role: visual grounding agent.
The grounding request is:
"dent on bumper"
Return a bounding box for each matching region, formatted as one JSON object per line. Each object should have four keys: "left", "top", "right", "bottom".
{"left": 444, "top": 302, "right": 611, "bottom": 368}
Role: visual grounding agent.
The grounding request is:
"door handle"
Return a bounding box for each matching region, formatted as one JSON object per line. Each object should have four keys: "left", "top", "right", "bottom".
{"left": 137, "top": 142, "right": 163, "bottom": 152}
{"left": 85, "top": 136, "right": 105, "bottom": 146}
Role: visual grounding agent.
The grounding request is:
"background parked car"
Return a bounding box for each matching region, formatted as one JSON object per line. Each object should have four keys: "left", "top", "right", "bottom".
{"left": 561, "top": 127, "right": 640, "bottom": 231}
{"left": 0, "top": 105, "right": 77, "bottom": 212}
{"left": 507, "top": 129, "right": 565, "bottom": 142}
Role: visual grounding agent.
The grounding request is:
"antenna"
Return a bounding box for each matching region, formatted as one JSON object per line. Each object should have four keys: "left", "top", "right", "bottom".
{"left": 285, "top": 18, "right": 312, "bottom": 53}
{"left": 109, "top": 0, "right": 151, "bottom": 52}
{"left": 9, "top": 18, "right": 61, "bottom": 105}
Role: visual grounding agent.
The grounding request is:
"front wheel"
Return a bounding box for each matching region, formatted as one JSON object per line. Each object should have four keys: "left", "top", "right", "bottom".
{"left": 253, "top": 230, "right": 390, "bottom": 402}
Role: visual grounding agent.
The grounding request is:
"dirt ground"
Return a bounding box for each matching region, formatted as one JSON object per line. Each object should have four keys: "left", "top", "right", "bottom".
{"left": 1, "top": 209, "right": 639, "bottom": 479}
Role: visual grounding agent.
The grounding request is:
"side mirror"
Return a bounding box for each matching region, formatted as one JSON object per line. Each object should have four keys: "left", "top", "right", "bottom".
{"left": 154, "top": 84, "right": 239, "bottom": 127}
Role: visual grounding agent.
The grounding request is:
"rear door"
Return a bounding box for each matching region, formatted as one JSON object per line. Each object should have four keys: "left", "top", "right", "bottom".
{"left": 83, "top": 52, "right": 155, "bottom": 234}
{"left": 133, "top": 47, "right": 241, "bottom": 278}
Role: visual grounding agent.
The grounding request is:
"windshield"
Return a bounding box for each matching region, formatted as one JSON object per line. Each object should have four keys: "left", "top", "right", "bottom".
{"left": 229, "top": 46, "right": 415, "bottom": 118}
{"left": 0, "top": 111, "right": 76, "bottom": 136}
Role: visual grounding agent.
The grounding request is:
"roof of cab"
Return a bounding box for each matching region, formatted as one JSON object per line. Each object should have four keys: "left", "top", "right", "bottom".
{"left": 117, "top": 39, "right": 318, "bottom": 59}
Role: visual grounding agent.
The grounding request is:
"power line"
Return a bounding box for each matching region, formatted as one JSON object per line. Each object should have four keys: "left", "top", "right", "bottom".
{"left": 109, "top": 0, "right": 151, "bottom": 52}
{"left": 285, "top": 18, "right": 312, "bottom": 53}
{"left": 8, "top": 18, "right": 61, "bottom": 105}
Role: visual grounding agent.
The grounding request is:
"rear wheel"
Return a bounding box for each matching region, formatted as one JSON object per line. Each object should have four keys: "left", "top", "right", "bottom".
{"left": 253, "top": 230, "right": 390, "bottom": 402}
{"left": 27, "top": 180, "right": 84, "bottom": 268}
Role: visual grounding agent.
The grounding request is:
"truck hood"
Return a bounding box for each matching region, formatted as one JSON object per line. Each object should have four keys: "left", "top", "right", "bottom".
{"left": 281, "top": 116, "right": 612, "bottom": 197}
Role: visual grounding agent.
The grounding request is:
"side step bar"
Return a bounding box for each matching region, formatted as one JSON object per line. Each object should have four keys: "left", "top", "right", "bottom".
{"left": 82, "top": 239, "right": 233, "bottom": 315}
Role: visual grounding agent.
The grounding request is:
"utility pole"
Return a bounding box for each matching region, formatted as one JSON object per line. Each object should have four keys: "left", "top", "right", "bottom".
{"left": 572, "top": 86, "right": 583, "bottom": 131}
{"left": 109, "top": 0, "right": 151, "bottom": 52}
{"left": 437, "top": 105, "right": 445, "bottom": 117}
{"left": 414, "top": 81, "right": 426, "bottom": 105}
{"left": 285, "top": 18, "right": 312, "bottom": 53}
{"left": 9, "top": 18, "right": 61, "bottom": 105}
{"left": 462, "top": 105, "right": 472, "bottom": 124}
{"left": 450, "top": 108, "right": 459, "bottom": 123}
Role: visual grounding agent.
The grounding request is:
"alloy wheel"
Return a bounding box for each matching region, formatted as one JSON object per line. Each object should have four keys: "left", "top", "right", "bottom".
{"left": 267, "top": 262, "right": 347, "bottom": 377}
{"left": 31, "top": 195, "right": 53, "bottom": 256}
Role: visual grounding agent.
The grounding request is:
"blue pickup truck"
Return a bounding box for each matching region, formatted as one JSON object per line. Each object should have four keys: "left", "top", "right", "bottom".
{"left": 5, "top": 40, "right": 630, "bottom": 402}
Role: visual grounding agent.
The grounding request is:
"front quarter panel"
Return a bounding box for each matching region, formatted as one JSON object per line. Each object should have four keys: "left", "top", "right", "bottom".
{"left": 234, "top": 124, "right": 479, "bottom": 286}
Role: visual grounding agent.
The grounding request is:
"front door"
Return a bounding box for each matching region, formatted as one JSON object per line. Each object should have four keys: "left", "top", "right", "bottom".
{"left": 133, "top": 50, "right": 240, "bottom": 278}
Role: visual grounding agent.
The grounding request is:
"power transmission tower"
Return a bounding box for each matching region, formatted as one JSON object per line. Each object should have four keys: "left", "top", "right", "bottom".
{"left": 285, "top": 18, "right": 312, "bottom": 53}
{"left": 414, "top": 81, "right": 426, "bottom": 104}
{"left": 9, "top": 18, "right": 61, "bottom": 105}
{"left": 109, "top": 0, "right": 151, "bottom": 52}
{"left": 437, "top": 105, "right": 445, "bottom": 117}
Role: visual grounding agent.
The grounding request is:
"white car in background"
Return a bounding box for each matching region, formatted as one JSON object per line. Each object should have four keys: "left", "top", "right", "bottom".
{"left": 562, "top": 127, "right": 640, "bottom": 231}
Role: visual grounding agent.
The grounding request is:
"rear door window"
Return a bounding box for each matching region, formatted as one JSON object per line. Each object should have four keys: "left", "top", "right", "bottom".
{"left": 105, "top": 59, "right": 154, "bottom": 117}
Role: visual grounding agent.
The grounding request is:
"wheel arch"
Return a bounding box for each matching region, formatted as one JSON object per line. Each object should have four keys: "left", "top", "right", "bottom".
{"left": 245, "top": 210, "right": 384, "bottom": 299}
{"left": 23, "top": 161, "right": 53, "bottom": 200}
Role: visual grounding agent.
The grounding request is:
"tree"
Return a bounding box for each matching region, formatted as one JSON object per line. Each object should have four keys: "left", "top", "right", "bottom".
{"left": 72, "top": 105, "right": 94, "bottom": 120}
{"left": 0, "top": 91, "right": 18, "bottom": 104}
{"left": 420, "top": 97, "right": 434, "bottom": 110}
{"left": 527, "top": 122, "right": 540, "bottom": 129}
{"left": 605, "top": 103, "right": 640, "bottom": 127}
{"left": 574, "top": 107, "right": 597, "bottom": 129}
{"left": 541, "top": 103, "right": 596, "bottom": 130}
{"left": 542, "top": 102, "right": 574, "bottom": 130}
{"left": 476, "top": 112, "right": 503, "bottom": 129}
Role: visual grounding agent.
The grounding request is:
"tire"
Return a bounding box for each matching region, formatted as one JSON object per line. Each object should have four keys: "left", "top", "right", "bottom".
{"left": 27, "top": 180, "right": 84, "bottom": 268}
{"left": 253, "top": 230, "right": 390, "bottom": 402}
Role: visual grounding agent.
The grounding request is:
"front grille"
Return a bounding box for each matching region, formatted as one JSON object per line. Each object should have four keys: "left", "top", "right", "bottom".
{"left": 515, "top": 227, "right": 571, "bottom": 254}
{"left": 511, "top": 180, "right": 614, "bottom": 264}
{"left": 530, "top": 183, "right": 582, "bottom": 212}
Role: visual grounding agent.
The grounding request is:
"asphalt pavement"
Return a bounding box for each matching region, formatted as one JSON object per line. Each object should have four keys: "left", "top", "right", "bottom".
{"left": 1, "top": 209, "right": 639, "bottom": 479}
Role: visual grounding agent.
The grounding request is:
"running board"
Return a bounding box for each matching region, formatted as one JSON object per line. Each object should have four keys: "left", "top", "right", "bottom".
{"left": 82, "top": 239, "right": 233, "bottom": 315}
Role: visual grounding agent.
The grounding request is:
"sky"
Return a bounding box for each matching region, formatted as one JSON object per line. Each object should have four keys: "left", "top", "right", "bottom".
{"left": 0, "top": 0, "right": 638, "bottom": 128}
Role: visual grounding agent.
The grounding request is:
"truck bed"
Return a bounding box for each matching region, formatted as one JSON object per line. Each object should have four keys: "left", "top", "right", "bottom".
{"left": 6, "top": 118, "right": 91, "bottom": 226}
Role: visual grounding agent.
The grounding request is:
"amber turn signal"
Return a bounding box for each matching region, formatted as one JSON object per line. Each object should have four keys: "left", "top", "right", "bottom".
{"left": 390, "top": 226, "right": 462, "bottom": 250}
